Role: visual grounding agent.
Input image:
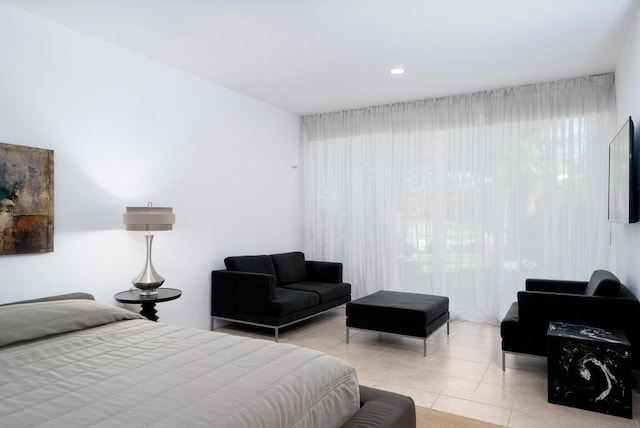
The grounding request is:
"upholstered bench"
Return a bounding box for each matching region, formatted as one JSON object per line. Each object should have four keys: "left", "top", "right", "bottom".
{"left": 346, "top": 290, "right": 449, "bottom": 356}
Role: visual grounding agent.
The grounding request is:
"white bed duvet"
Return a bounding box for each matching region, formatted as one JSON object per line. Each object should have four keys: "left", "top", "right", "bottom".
{"left": 0, "top": 300, "right": 359, "bottom": 428}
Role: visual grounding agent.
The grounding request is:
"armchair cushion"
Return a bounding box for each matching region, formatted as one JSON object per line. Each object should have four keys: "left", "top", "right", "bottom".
{"left": 224, "top": 255, "right": 278, "bottom": 284}
{"left": 585, "top": 270, "right": 620, "bottom": 297}
{"left": 271, "top": 252, "right": 307, "bottom": 285}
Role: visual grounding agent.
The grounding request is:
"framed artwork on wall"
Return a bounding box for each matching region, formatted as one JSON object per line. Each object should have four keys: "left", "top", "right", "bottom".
{"left": 0, "top": 143, "right": 54, "bottom": 255}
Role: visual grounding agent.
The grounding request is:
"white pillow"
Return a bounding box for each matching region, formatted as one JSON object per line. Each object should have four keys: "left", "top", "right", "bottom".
{"left": 0, "top": 299, "right": 144, "bottom": 347}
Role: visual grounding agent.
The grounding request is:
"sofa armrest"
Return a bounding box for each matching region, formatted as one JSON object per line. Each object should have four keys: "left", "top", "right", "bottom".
{"left": 211, "top": 270, "right": 276, "bottom": 316}
{"left": 341, "top": 385, "right": 415, "bottom": 428}
{"left": 306, "top": 260, "right": 343, "bottom": 283}
{"left": 525, "top": 279, "right": 587, "bottom": 294}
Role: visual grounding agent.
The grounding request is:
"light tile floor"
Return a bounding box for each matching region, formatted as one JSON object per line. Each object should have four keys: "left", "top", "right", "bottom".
{"left": 215, "top": 306, "right": 639, "bottom": 427}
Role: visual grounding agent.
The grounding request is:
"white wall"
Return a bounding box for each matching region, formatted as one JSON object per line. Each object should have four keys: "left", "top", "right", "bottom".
{"left": 0, "top": 4, "right": 301, "bottom": 329}
{"left": 613, "top": 5, "right": 640, "bottom": 296}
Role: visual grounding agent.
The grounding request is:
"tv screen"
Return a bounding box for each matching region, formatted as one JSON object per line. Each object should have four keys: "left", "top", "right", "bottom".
{"left": 608, "top": 116, "right": 638, "bottom": 223}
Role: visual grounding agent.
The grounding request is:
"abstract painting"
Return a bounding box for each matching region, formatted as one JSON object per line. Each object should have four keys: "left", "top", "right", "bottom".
{"left": 0, "top": 143, "right": 54, "bottom": 255}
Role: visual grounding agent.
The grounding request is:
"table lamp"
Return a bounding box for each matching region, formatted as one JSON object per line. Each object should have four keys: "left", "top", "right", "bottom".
{"left": 123, "top": 202, "right": 175, "bottom": 295}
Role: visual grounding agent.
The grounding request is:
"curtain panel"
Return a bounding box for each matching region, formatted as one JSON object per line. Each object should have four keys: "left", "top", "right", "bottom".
{"left": 301, "top": 74, "right": 616, "bottom": 323}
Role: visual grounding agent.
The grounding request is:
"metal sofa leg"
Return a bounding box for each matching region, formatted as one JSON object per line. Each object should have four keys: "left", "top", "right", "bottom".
{"left": 423, "top": 339, "right": 427, "bottom": 357}
{"left": 275, "top": 327, "right": 279, "bottom": 342}
{"left": 502, "top": 351, "right": 505, "bottom": 371}
{"left": 346, "top": 327, "right": 350, "bottom": 344}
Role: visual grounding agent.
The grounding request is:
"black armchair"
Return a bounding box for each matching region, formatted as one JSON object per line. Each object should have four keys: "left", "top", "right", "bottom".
{"left": 211, "top": 251, "right": 351, "bottom": 340}
{"left": 500, "top": 270, "right": 640, "bottom": 370}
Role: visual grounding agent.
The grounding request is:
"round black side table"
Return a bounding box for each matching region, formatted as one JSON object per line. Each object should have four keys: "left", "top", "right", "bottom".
{"left": 114, "top": 288, "right": 182, "bottom": 322}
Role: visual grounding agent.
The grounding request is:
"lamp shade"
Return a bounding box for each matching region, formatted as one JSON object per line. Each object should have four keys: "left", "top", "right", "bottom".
{"left": 123, "top": 202, "right": 175, "bottom": 295}
{"left": 123, "top": 206, "right": 175, "bottom": 231}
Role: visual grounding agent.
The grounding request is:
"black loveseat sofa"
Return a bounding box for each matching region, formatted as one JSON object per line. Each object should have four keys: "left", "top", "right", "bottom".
{"left": 211, "top": 251, "right": 351, "bottom": 340}
{"left": 500, "top": 270, "right": 640, "bottom": 370}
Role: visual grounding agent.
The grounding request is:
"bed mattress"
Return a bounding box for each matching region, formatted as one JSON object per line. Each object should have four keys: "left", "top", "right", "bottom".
{"left": 0, "top": 299, "right": 359, "bottom": 428}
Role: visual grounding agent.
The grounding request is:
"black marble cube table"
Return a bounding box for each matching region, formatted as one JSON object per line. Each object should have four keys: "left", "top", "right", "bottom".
{"left": 547, "top": 322, "right": 632, "bottom": 418}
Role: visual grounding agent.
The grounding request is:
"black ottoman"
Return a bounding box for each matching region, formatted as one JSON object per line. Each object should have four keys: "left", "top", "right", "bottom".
{"left": 346, "top": 290, "right": 449, "bottom": 356}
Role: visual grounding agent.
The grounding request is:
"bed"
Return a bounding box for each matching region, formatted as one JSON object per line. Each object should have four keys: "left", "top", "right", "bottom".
{"left": 0, "top": 293, "right": 415, "bottom": 428}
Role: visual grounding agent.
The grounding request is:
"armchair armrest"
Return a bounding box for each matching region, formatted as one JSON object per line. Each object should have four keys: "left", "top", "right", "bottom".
{"left": 306, "top": 260, "right": 343, "bottom": 283}
{"left": 525, "top": 278, "right": 587, "bottom": 294}
{"left": 211, "top": 270, "right": 276, "bottom": 316}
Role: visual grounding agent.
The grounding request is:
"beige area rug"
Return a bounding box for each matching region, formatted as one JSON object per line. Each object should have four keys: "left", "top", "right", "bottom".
{"left": 416, "top": 406, "right": 505, "bottom": 428}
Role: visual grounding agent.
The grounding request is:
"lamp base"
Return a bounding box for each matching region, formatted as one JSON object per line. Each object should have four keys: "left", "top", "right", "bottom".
{"left": 131, "top": 233, "right": 165, "bottom": 296}
{"left": 133, "top": 283, "right": 163, "bottom": 296}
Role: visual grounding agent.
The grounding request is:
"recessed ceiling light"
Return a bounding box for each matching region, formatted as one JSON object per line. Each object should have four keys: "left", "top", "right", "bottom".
{"left": 389, "top": 68, "right": 405, "bottom": 75}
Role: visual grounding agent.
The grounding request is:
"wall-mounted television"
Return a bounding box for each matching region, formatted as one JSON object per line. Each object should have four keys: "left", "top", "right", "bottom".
{"left": 608, "top": 116, "right": 638, "bottom": 223}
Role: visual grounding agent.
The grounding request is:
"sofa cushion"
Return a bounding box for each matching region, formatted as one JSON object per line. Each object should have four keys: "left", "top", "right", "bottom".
{"left": 585, "top": 270, "right": 620, "bottom": 297}
{"left": 269, "top": 288, "right": 320, "bottom": 316}
{"left": 271, "top": 252, "right": 307, "bottom": 285}
{"left": 224, "top": 255, "right": 278, "bottom": 284}
{"left": 283, "top": 281, "right": 351, "bottom": 303}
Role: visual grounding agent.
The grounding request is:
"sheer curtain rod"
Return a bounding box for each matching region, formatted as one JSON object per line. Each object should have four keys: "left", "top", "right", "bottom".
{"left": 302, "top": 73, "right": 614, "bottom": 120}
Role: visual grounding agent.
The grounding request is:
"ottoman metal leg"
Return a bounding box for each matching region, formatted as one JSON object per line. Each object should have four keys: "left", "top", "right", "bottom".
{"left": 447, "top": 320, "right": 450, "bottom": 335}
{"left": 346, "top": 327, "right": 350, "bottom": 344}
{"left": 424, "top": 339, "right": 427, "bottom": 357}
{"left": 502, "top": 351, "right": 505, "bottom": 371}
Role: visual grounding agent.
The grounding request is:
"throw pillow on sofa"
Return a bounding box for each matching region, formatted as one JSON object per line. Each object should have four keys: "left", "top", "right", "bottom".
{"left": 271, "top": 252, "right": 306, "bottom": 285}
{"left": 224, "top": 255, "right": 278, "bottom": 284}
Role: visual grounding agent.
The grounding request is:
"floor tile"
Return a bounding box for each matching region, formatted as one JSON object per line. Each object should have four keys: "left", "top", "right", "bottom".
{"left": 442, "top": 384, "right": 514, "bottom": 410}
{"left": 435, "top": 342, "right": 497, "bottom": 364}
{"left": 420, "top": 355, "right": 489, "bottom": 382}
{"left": 508, "top": 408, "right": 597, "bottom": 428}
{"left": 432, "top": 394, "right": 511, "bottom": 426}
{"left": 373, "top": 382, "right": 439, "bottom": 408}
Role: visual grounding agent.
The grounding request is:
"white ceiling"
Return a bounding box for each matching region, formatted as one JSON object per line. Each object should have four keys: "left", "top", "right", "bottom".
{"left": 2, "top": 0, "right": 639, "bottom": 115}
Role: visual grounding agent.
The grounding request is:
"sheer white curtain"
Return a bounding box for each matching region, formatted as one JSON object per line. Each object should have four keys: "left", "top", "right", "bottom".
{"left": 301, "top": 74, "right": 616, "bottom": 323}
